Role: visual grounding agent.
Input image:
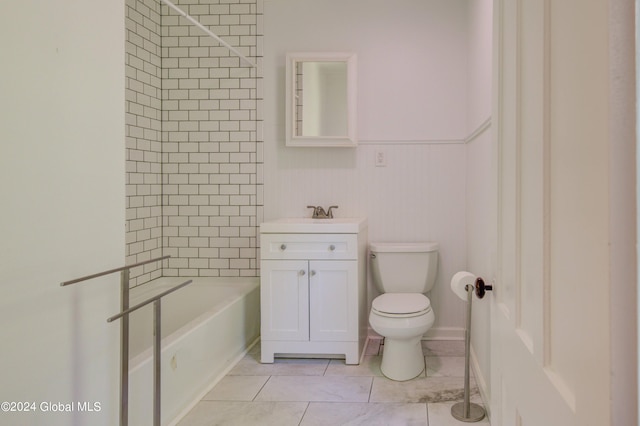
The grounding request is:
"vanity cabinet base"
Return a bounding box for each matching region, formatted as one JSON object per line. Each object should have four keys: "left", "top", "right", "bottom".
{"left": 259, "top": 218, "right": 368, "bottom": 366}
{"left": 260, "top": 339, "right": 366, "bottom": 365}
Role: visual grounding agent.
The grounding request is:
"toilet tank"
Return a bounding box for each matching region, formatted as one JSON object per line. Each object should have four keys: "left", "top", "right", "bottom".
{"left": 370, "top": 242, "right": 439, "bottom": 293}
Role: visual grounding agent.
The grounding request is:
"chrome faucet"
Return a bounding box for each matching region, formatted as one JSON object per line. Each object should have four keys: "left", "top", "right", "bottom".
{"left": 307, "top": 205, "right": 338, "bottom": 219}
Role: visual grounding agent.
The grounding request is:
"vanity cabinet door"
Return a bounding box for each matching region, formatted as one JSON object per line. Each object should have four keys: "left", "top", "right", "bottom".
{"left": 309, "top": 260, "right": 358, "bottom": 342}
{"left": 261, "top": 260, "right": 309, "bottom": 341}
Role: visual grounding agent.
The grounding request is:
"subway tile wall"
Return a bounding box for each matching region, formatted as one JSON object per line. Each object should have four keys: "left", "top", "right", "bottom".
{"left": 126, "top": 0, "right": 164, "bottom": 286}
{"left": 126, "top": 0, "right": 262, "bottom": 285}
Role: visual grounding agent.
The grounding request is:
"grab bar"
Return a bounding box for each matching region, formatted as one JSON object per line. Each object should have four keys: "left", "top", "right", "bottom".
{"left": 61, "top": 254, "right": 170, "bottom": 426}
{"left": 107, "top": 279, "right": 194, "bottom": 426}
{"left": 60, "top": 255, "right": 171, "bottom": 286}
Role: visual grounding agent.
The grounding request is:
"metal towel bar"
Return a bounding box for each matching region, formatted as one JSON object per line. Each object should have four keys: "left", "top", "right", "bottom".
{"left": 61, "top": 255, "right": 170, "bottom": 426}
{"left": 60, "top": 255, "right": 171, "bottom": 287}
{"left": 107, "top": 278, "right": 194, "bottom": 426}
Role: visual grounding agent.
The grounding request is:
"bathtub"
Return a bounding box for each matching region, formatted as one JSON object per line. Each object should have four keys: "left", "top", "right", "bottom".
{"left": 126, "top": 277, "right": 260, "bottom": 426}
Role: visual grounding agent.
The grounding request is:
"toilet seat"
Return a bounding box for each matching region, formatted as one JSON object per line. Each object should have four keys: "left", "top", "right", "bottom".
{"left": 371, "top": 293, "right": 431, "bottom": 318}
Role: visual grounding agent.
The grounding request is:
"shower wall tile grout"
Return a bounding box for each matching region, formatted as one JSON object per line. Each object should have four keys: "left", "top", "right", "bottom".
{"left": 126, "top": 0, "right": 263, "bottom": 286}
{"left": 125, "top": 0, "right": 164, "bottom": 287}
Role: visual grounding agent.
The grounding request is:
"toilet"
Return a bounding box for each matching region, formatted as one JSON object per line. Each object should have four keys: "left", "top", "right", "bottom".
{"left": 368, "top": 242, "right": 438, "bottom": 381}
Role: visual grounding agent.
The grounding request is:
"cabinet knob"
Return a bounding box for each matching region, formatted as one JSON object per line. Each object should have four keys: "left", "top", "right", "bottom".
{"left": 299, "top": 270, "right": 306, "bottom": 276}
{"left": 280, "top": 244, "right": 287, "bottom": 251}
{"left": 329, "top": 245, "right": 336, "bottom": 251}
{"left": 310, "top": 270, "right": 316, "bottom": 276}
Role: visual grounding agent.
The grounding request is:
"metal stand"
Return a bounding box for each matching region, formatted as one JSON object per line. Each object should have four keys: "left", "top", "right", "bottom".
{"left": 120, "top": 270, "right": 130, "bottom": 426}
{"left": 61, "top": 255, "right": 170, "bottom": 426}
{"left": 153, "top": 300, "right": 161, "bottom": 426}
{"left": 107, "top": 278, "right": 193, "bottom": 426}
{"left": 451, "top": 282, "right": 486, "bottom": 422}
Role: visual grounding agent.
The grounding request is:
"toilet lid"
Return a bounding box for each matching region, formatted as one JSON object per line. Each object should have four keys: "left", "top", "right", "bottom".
{"left": 372, "top": 293, "right": 431, "bottom": 316}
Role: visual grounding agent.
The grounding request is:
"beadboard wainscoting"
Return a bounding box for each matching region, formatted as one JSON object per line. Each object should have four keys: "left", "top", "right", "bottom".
{"left": 262, "top": 141, "right": 468, "bottom": 339}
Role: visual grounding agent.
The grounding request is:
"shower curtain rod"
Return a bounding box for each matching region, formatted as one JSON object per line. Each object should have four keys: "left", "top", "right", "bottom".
{"left": 159, "top": 0, "right": 257, "bottom": 68}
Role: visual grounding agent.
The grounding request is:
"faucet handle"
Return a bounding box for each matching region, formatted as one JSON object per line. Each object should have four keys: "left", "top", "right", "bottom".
{"left": 327, "top": 206, "right": 338, "bottom": 218}
{"left": 307, "top": 206, "right": 320, "bottom": 218}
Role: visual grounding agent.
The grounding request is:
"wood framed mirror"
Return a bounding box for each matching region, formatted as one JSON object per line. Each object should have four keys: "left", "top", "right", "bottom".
{"left": 285, "top": 52, "right": 357, "bottom": 147}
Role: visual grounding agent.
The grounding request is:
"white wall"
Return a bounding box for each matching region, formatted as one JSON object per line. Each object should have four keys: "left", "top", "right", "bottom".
{"left": 466, "top": 0, "right": 494, "bottom": 133}
{"left": 0, "top": 1, "right": 124, "bottom": 424}
{"left": 465, "top": 0, "right": 494, "bottom": 407}
{"left": 263, "top": 0, "right": 469, "bottom": 337}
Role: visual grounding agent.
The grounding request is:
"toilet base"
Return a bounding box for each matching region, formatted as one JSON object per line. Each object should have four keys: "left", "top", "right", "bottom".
{"left": 380, "top": 336, "right": 425, "bottom": 381}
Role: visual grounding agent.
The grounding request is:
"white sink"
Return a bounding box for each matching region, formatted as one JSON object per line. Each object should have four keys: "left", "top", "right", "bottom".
{"left": 260, "top": 217, "right": 367, "bottom": 233}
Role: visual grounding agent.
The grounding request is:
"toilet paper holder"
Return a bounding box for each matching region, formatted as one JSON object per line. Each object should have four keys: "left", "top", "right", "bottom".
{"left": 451, "top": 276, "right": 493, "bottom": 423}
{"left": 474, "top": 277, "right": 493, "bottom": 299}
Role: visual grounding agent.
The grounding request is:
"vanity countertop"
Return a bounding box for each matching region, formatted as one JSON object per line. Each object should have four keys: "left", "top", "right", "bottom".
{"left": 260, "top": 217, "right": 367, "bottom": 234}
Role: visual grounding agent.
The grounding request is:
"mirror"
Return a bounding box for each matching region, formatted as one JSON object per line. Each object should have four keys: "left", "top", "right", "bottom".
{"left": 285, "top": 52, "right": 357, "bottom": 147}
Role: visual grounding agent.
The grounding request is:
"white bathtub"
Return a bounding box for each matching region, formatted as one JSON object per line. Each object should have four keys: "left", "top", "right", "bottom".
{"left": 126, "top": 277, "right": 260, "bottom": 426}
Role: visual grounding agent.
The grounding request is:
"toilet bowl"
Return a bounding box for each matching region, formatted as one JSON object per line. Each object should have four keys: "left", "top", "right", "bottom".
{"left": 368, "top": 242, "right": 438, "bottom": 381}
{"left": 370, "top": 293, "right": 435, "bottom": 380}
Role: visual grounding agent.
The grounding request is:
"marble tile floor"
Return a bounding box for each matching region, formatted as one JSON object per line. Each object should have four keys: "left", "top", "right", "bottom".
{"left": 177, "top": 339, "right": 491, "bottom": 426}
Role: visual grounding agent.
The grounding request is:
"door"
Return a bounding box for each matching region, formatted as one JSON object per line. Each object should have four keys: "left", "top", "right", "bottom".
{"left": 309, "top": 260, "right": 358, "bottom": 342}
{"left": 261, "top": 260, "right": 309, "bottom": 341}
{"left": 491, "top": 1, "right": 611, "bottom": 425}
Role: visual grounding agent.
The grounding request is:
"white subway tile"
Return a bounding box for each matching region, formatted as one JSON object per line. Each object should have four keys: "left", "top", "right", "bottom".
{"left": 127, "top": 0, "right": 261, "bottom": 280}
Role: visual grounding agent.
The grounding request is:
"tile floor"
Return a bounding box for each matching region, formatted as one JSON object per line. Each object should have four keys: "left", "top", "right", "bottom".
{"left": 178, "top": 339, "right": 491, "bottom": 426}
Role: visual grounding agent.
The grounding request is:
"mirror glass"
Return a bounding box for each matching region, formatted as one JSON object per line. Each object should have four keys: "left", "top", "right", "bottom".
{"left": 295, "top": 61, "right": 348, "bottom": 137}
{"left": 286, "top": 53, "right": 357, "bottom": 147}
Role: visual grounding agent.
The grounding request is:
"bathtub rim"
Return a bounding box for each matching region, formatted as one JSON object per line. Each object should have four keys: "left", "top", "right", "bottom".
{"left": 128, "top": 276, "right": 259, "bottom": 372}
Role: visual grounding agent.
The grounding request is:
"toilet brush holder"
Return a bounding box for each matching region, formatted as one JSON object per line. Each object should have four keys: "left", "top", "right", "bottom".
{"left": 451, "top": 278, "right": 492, "bottom": 423}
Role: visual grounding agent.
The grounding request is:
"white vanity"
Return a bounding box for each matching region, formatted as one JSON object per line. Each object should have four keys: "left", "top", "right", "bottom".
{"left": 259, "top": 218, "right": 368, "bottom": 364}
